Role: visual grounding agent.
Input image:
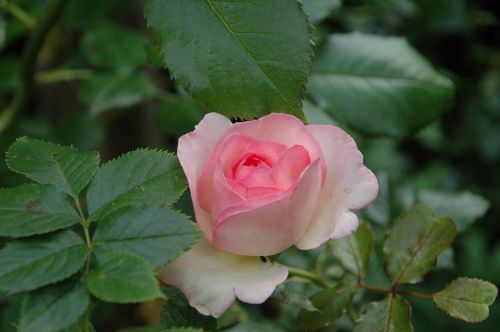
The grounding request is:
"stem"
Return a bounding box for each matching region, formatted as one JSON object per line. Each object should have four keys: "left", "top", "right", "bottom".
{"left": 36, "top": 68, "right": 94, "bottom": 84}
{"left": 0, "top": 0, "right": 36, "bottom": 28}
{"left": 315, "top": 242, "right": 329, "bottom": 275}
{"left": 398, "top": 289, "right": 434, "bottom": 299}
{"left": 357, "top": 283, "right": 392, "bottom": 295}
{"left": 357, "top": 283, "right": 434, "bottom": 299}
{"left": 287, "top": 266, "right": 334, "bottom": 289}
{"left": 347, "top": 303, "right": 359, "bottom": 323}
{"left": 0, "top": 0, "right": 68, "bottom": 133}
{"left": 73, "top": 196, "right": 93, "bottom": 332}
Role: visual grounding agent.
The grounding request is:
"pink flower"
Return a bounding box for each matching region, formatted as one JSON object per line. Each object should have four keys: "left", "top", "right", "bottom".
{"left": 158, "top": 113, "right": 378, "bottom": 317}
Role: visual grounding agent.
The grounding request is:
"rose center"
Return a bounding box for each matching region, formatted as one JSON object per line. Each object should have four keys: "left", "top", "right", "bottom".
{"left": 241, "top": 155, "right": 269, "bottom": 168}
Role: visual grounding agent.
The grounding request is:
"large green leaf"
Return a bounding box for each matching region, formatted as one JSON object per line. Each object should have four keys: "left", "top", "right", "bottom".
{"left": 160, "top": 287, "right": 216, "bottom": 331}
{"left": 418, "top": 190, "right": 489, "bottom": 232}
{"left": 0, "top": 231, "right": 87, "bottom": 294}
{"left": 384, "top": 205, "right": 456, "bottom": 285}
{"left": 330, "top": 221, "right": 374, "bottom": 278}
{"left": 354, "top": 295, "right": 414, "bottom": 332}
{"left": 298, "top": 286, "right": 355, "bottom": 331}
{"left": 93, "top": 206, "right": 200, "bottom": 268}
{"left": 433, "top": 278, "right": 498, "bottom": 322}
{"left": 79, "top": 72, "right": 156, "bottom": 117}
{"left": 144, "top": 0, "right": 311, "bottom": 120}
{"left": 86, "top": 149, "right": 186, "bottom": 220}
{"left": 86, "top": 250, "right": 163, "bottom": 303}
{"left": 81, "top": 22, "right": 147, "bottom": 70}
{"left": 19, "top": 280, "right": 90, "bottom": 332}
{"left": 0, "top": 184, "right": 80, "bottom": 238}
{"left": 308, "top": 33, "right": 454, "bottom": 136}
{"left": 224, "top": 321, "right": 285, "bottom": 332}
{"left": 6, "top": 137, "right": 100, "bottom": 197}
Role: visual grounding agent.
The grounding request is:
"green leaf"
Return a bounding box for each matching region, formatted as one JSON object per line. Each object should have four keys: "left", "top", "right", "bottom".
{"left": 418, "top": 190, "right": 490, "bottom": 232}
{"left": 93, "top": 206, "right": 200, "bottom": 268}
{"left": 354, "top": 295, "right": 414, "bottom": 332}
{"left": 433, "top": 277, "right": 498, "bottom": 322}
{"left": 303, "top": 99, "right": 338, "bottom": 125}
{"left": 308, "top": 33, "right": 454, "bottom": 136}
{"left": 330, "top": 221, "right": 374, "bottom": 278}
{"left": 86, "top": 251, "right": 164, "bottom": 303}
{"left": 384, "top": 205, "right": 456, "bottom": 285}
{"left": 0, "top": 231, "right": 87, "bottom": 294}
{"left": 81, "top": 22, "right": 147, "bottom": 69}
{"left": 79, "top": 72, "right": 156, "bottom": 117}
{"left": 19, "top": 280, "right": 89, "bottom": 332}
{"left": 86, "top": 149, "right": 186, "bottom": 220}
{"left": 160, "top": 287, "right": 216, "bottom": 331}
{"left": 155, "top": 97, "right": 210, "bottom": 136}
{"left": 0, "top": 184, "right": 80, "bottom": 238}
{"left": 144, "top": 0, "right": 311, "bottom": 120}
{"left": 303, "top": 0, "right": 341, "bottom": 24}
{"left": 298, "top": 286, "right": 355, "bottom": 331}
{"left": 6, "top": 137, "right": 100, "bottom": 197}
{"left": 273, "top": 286, "right": 318, "bottom": 312}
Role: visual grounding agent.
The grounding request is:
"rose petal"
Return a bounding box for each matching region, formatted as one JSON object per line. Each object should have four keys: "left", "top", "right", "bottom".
{"left": 199, "top": 133, "right": 287, "bottom": 209}
{"left": 177, "top": 113, "right": 232, "bottom": 235}
{"left": 157, "top": 239, "right": 288, "bottom": 318}
{"left": 198, "top": 114, "right": 326, "bottom": 207}
{"left": 296, "top": 125, "right": 378, "bottom": 250}
{"left": 212, "top": 159, "right": 323, "bottom": 256}
{"left": 271, "top": 145, "right": 311, "bottom": 189}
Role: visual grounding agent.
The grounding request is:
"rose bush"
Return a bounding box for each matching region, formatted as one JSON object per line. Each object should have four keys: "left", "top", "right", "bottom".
{"left": 158, "top": 113, "right": 378, "bottom": 317}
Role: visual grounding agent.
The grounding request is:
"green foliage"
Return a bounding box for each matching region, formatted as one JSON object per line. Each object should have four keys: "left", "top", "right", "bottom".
{"left": 19, "top": 280, "right": 90, "bottom": 332}
{"left": 354, "top": 295, "right": 414, "bottom": 332}
{"left": 384, "top": 205, "right": 456, "bottom": 285}
{"left": 330, "top": 221, "right": 374, "bottom": 278}
{"left": 155, "top": 97, "right": 209, "bottom": 136}
{"left": 93, "top": 206, "right": 200, "bottom": 268}
{"left": 224, "top": 321, "right": 286, "bottom": 332}
{"left": 0, "top": 15, "right": 5, "bottom": 51}
{"left": 144, "top": 0, "right": 311, "bottom": 120}
{"left": 79, "top": 72, "right": 157, "bottom": 117}
{"left": 302, "top": 0, "right": 341, "bottom": 24}
{"left": 86, "top": 149, "right": 186, "bottom": 220}
{"left": 160, "top": 287, "right": 217, "bottom": 331}
{"left": 308, "top": 33, "right": 454, "bottom": 136}
{"left": 0, "top": 230, "right": 87, "bottom": 294}
{"left": 298, "top": 286, "right": 355, "bottom": 331}
{"left": 0, "top": 184, "right": 80, "bottom": 237}
{"left": 433, "top": 278, "right": 498, "bottom": 322}
{"left": 81, "top": 22, "right": 147, "bottom": 70}
{"left": 418, "top": 190, "right": 490, "bottom": 232}
{"left": 86, "top": 250, "right": 164, "bottom": 303}
{"left": 6, "top": 137, "right": 100, "bottom": 197}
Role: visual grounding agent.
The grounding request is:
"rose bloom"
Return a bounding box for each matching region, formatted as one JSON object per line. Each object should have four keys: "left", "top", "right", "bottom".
{"left": 158, "top": 113, "right": 378, "bottom": 317}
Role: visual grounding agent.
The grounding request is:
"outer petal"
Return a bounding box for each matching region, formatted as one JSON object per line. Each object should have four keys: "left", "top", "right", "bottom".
{"left": 296, "top": 125, "right": 378, "bottom": 250}
{"left": 212, "top": 159, "right": 322, "bottom": 256}
{"left": 157, "top": 239, "right": 288, "bottom": 318}
{"left": 177, "top": 113, "right": 232, "bottom": 235}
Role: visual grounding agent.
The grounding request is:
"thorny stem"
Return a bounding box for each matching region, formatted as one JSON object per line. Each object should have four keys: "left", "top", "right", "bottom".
{"left": 0, "top": 0, "right": 69, "bottom": 133}
{"left": 287, "top": 267, "right": 435, "bottom": 300}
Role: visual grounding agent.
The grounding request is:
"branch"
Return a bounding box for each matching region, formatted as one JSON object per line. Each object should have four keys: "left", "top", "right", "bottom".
{"left": 0, "top": 0, "right": 68, "bottom": 133}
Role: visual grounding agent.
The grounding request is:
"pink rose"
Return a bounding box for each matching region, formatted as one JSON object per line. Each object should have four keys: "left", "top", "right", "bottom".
{"left": 158, "top": 113, "right": 378, "bottom": 317}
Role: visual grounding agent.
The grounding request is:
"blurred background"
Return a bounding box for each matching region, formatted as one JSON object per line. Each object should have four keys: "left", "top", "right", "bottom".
{"left": 0, "top": 0, "right": 499, "bottom": 331}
